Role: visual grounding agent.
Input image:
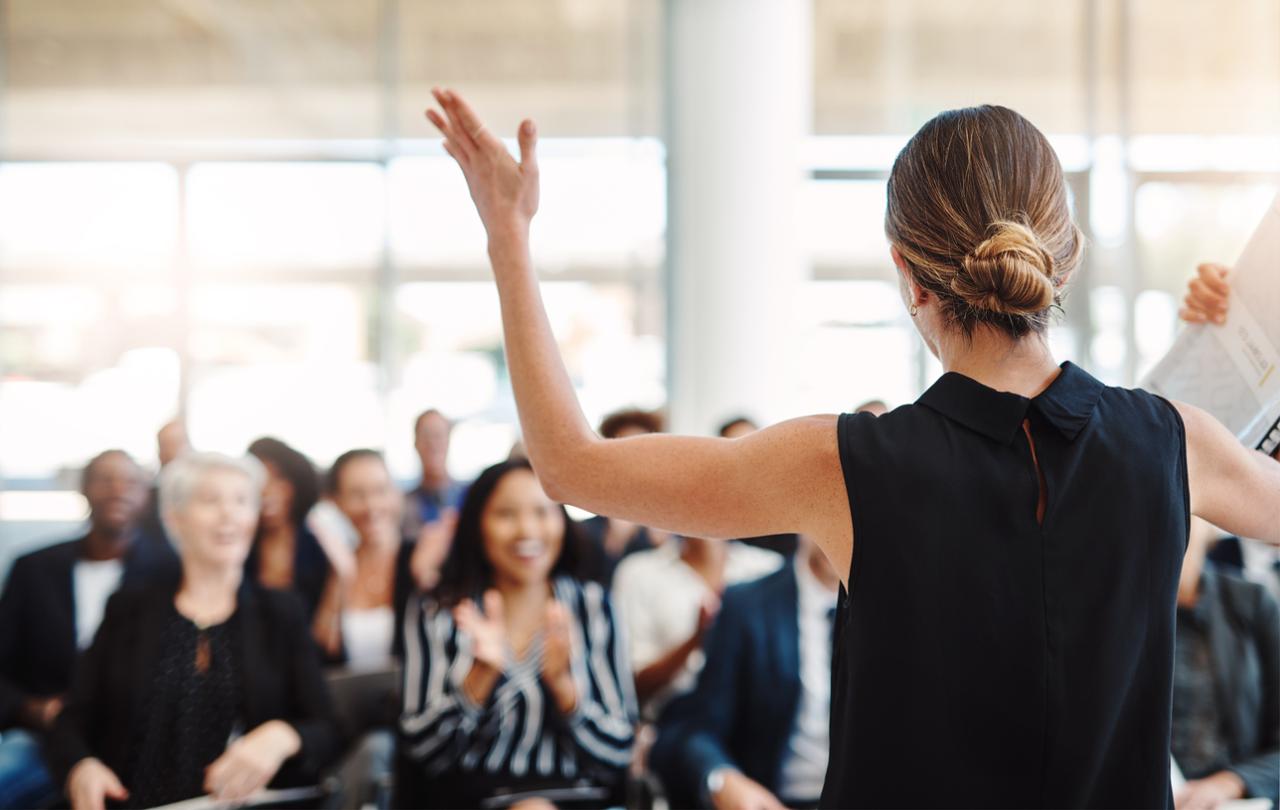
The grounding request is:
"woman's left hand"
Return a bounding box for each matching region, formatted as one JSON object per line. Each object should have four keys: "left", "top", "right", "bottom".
{"left": 204, "top": 720, "right": 301, "bottom": 804}
{"left": 541, "top": 601, "right": 577, "bottom": 714}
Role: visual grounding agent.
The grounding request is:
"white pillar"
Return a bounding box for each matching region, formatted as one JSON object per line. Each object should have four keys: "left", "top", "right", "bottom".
{"left": 664, "top": 0, "right": 813, "bottom": 435}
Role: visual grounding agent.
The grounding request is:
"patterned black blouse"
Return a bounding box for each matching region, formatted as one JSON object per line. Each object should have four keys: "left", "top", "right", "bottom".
{"left": 126, "top": 604, "right": 244, "bottom": 808}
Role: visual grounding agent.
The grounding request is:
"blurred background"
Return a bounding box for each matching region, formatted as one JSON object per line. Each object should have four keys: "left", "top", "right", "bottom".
{"left": 1, "top": 0, "right": 1278, "bottom": 560}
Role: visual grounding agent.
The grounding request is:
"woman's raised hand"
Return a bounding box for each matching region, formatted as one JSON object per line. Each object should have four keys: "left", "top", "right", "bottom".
{"left": 425, "top": 88, "right": 539, "bottom": 245}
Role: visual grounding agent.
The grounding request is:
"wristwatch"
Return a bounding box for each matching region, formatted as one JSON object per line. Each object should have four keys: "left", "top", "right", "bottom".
{"left": 705, "top": 766, "right": 732, "bottom": 799}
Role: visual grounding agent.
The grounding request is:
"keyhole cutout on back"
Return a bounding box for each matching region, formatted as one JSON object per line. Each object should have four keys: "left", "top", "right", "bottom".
{"left": 1021, "top": 419, "right": 1048, "bottom": 525}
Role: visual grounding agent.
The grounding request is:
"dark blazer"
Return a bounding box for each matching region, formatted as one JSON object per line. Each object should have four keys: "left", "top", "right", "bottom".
{"left": 650, "top": 564, "right": 802, "bottom": 807}
{"left": 0, "top": 535, "right": 177, "bottom": 728}
{"left": 1192, "top": 570, "right": 1280, "bottom": 800}
{"left": 44, "top": 580, "right": 342, "bottom": 792}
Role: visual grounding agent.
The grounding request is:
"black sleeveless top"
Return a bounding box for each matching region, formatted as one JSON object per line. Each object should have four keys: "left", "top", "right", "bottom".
{"left": 821, "top": 362, "right": 1189, "bottom": 809}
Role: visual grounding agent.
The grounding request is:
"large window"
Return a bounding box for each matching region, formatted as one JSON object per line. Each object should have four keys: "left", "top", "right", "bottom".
{"left": 1, "top": 0, "right": 1277, "bottom": 547}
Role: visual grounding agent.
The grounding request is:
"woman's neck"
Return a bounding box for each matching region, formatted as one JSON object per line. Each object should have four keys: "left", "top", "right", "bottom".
{"left": 259, "top": 521, "right": 297, "bottom": 546}
{"left": 357, "top": 531, "right": 399, "bottom": 560}
{"left": 176, "top": 562, "right": 242, "bottom": 625}
{"left": 936, "top": 327, "right": 1061, "bottom": 399}
{"left": 495, "top": 577, "right": 551, "bottom": 617}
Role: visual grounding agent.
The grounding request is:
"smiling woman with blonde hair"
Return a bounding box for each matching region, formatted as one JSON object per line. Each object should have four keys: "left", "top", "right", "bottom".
{"left": 423, "top": 89, "right": 1280, "bottom": 807}
{"left": 46, "top": 452, "right": 340, "bottom": 810}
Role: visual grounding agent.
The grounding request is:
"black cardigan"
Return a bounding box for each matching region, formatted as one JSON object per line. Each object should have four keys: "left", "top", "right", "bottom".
{"left": 45, "top": 579, "right": 342, "bottom": 794}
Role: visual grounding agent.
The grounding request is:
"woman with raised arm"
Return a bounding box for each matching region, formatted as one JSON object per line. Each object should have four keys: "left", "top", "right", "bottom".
{"left": 424, "top": 89, "right": 1280, "bottom": 808}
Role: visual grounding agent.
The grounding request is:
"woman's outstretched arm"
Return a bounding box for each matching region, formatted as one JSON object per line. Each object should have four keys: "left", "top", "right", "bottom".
{"left": 424, "top": 89, "right": 852, "bottom": 579}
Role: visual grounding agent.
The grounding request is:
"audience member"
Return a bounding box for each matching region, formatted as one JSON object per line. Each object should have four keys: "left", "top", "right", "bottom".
{"left": 136, "top": 419, "right": 192, "bottom": 546}
{"left": 716, "top": 416, "right": 758, "bottom": 440}
{"left": 1210, "top": 534, "right": 1280, "bottom": 606}
{"left": 402, "top": 409, "right": 466, "bottom": 538}
{"left": 315, "top": 450, "right": 414, "bottom": 668}
{"left": 46, "top": 452, "right": 340, "bottom": 810}
{"left": 854, "top": 399, "right": 889, "bottom": 416}
{"left": 403, "top": 410, "right": 468, "bottom": 596}
{"left": 579, "top": 408, "right": 670, "bottom": 584}
{"left": 1171, "top": 520, "right": 1279, "bottom": 808}
{"left": 651, "top": 536, "right": 839, "bottom": 809}
{"left": 316, "top": 450, "right": 415, "bottom": 810}
{"left": 0, "top": 450, "right": 172, "bottom": 809}
{"left": 399, "top": 459, "right": 636, "bottom": 809}
{"left": 245, "top": 437, "right": 330, "bottom": 619}
{"left": 1208, "top": 444, "right": 1280, "bottom": 605}
{"left": 611, "top": 535, "right": 782, "bottom": 720}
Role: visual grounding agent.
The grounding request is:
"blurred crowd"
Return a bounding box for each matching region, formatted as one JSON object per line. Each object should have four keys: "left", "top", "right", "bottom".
{"left": 0, "top": 396, "right": 1275, "bottom": 810}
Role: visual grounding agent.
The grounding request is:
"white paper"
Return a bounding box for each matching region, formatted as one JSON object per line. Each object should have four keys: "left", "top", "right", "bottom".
{"left": 146, "top": 785, "right": 324, "bottom": 810}
{"left": 1143, "top": 193, "right": 1280, "bottom": 454}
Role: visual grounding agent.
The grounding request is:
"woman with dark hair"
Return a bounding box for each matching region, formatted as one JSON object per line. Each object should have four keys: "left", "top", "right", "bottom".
{"left": 423, "top": 89, "right": 1280, "bottom": 807}
{"left": 398, "top": 458, "right": 636, "bottom": 809}
{"left": 313, "top": 449, "right": 414, "bottom": 668}
{"left": 245, "top": 437, "right": 330, "bottom": 619}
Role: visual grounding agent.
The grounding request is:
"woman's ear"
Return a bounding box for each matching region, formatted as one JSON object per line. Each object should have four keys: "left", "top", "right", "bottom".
{"left": 891, "top": 247, "right": 926, "bottom": 308}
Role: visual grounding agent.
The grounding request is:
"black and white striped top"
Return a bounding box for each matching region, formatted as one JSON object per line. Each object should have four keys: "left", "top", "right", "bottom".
{"left": 400, "top": 576, "right": 637, "bottom": 804}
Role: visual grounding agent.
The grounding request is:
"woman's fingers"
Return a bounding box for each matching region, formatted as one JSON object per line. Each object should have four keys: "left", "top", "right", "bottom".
{"left": 444, "top": 89, "right": 502, "bottom": 152}
{"left": 433, "top": 87, "right": 485, "bottom": 155}
{"left": 101, "top": 769, "right": 128, "bottom": 801}
{"left": 425, "top": 106, "right": 472, "bottom": 166}
{"left": 483, "top": 589, "right": 505, "bottom": 626}
{"left": 1195, "top": 262, "right": 1231, "bottom": 296}
{"left": 518, "top": 119, "right": 539, "bottom": 174}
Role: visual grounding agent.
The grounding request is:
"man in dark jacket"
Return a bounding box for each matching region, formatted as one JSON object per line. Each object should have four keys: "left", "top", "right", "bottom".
{"left": 650, "top": 537, "right": 839, "bottom": 809}
{"left": 0, "top": 450, "right": 175, "bottom": 807}
{"left": 1172, "top": 522, "right": 1280, "bottom": 806}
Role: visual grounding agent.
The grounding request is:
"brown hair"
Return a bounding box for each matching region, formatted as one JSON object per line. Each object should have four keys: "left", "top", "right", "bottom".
{"left": 885, "top": 105, "right": 1084, "bottom": 337}
{"left": 598, "top": 408, "right": 664, "bottom": 439}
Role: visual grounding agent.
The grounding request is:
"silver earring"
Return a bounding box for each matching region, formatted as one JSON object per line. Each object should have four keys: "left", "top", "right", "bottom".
{"left": 909, "top": 304, "right": 919, "bottom": 317}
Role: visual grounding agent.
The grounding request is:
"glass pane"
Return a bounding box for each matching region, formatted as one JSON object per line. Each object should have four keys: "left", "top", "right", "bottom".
{"left": 390, "top": 142, "right": 665, "bottom": 270}
{"left": 802, "top": 180, "right": 892, "bottom": 272}
{"left": 794, "top": 281, "right": 920, "bottom": 410}
{"left": 1135, "top": 182, "right": 1275, "bottom": 296}
{"left": 389, "top": 281, "right": 663, "bottom": 480}
{"left": 186, "top": 282, "right": 376, "bottom": 465}
{"left": 187, "top": 163, "right": 385, "bottom": 272}
{"left": 0, "top": 163, "right": 177, "bottom": 272}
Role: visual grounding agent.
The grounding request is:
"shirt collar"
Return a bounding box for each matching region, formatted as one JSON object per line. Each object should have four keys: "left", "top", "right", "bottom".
{"left": 916, "top": 361, "right": 1105, "bottom": 445}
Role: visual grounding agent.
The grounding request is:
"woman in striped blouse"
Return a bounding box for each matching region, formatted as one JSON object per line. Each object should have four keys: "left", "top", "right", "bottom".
{"left": 399, "top": 458, "right": 637, "bottom": 809}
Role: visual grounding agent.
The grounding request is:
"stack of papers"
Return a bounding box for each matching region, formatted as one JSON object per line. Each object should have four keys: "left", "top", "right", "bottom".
{"left": 1143, "top": 193, "right": 1280, "bottom": 456}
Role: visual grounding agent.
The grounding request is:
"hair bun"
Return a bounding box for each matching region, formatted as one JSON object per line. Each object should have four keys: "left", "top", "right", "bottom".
{"left": 952, "top": 220, "right": 1057, "bottom": 315}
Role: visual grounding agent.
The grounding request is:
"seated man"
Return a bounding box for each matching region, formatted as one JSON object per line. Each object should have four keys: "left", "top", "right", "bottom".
{"left": 650, "top": 536, "right": 839, "bottom": 810}
{"left": 612, "top": 535, "right": 782, "bottom": 721}
{"left": 1171, "top": 520, "right": 1279, "bottom": 808}
{"left": 0, "top": 450, "right": 175, "bottom": 808}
